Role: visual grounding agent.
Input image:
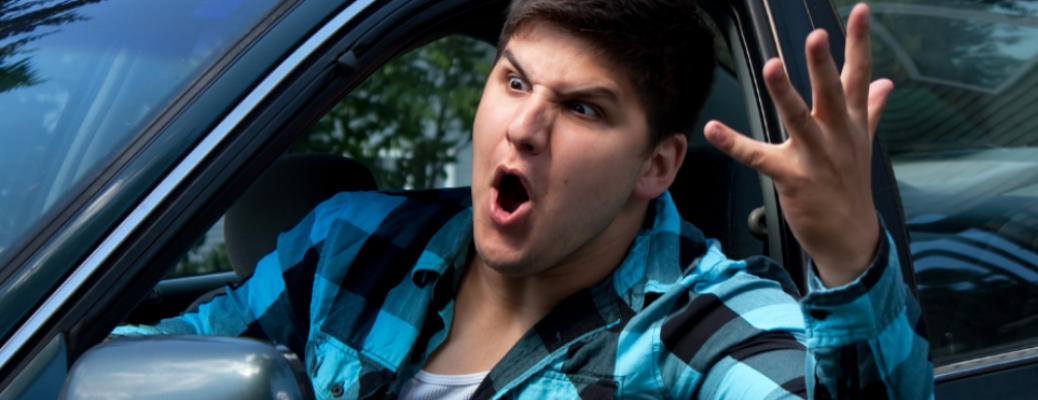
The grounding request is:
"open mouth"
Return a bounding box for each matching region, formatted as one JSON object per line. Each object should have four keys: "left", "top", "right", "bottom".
{"left": 497, "top": 173, "right": 530, "bottom": 213}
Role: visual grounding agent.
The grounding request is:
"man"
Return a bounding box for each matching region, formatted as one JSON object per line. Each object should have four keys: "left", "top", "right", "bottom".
{"left": 116, "top": 0, "right": 934, "bottom": 398}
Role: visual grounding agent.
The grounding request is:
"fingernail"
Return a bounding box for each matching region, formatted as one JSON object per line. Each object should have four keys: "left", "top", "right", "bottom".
{"left": 706, "top": 125, "right": 723, "bottom": 140}
{"left": 858, "top": 4, "right": 870, "bottom": 24}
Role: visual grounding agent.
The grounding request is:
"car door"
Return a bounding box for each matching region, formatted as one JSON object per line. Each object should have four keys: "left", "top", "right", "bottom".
{"left": 0, "top": 0, "right": 903, "bottom": 398}
{"left": 0, "top": 0, "right": 509, "bottom": 397}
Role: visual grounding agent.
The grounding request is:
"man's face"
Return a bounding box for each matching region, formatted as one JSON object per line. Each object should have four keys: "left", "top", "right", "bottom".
{"left": 471, "top": 22, "right": 655, "bottom": 276}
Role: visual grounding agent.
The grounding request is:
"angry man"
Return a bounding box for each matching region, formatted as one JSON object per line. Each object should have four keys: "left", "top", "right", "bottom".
{"left": 116, "top": 0, "right": 935, "bottom": 398}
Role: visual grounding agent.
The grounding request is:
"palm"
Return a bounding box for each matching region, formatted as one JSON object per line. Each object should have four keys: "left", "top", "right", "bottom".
{"left": 704, "top": 3, "right": 894, "bottom": 287}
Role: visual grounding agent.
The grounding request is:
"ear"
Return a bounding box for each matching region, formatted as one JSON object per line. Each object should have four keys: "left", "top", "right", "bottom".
{"left": 633, "top": 133, "right": 687, "bottom": 200}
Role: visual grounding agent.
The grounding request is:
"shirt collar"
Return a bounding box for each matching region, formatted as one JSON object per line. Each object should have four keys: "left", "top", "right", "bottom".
{"left": 410, "top": 209, "right": 473, "bottom": 288}
{"left": 613, "top": 191, "right": 707, "bottom": 311}
{"left": 408, "top": 190, "right": 707, "bottom": 309}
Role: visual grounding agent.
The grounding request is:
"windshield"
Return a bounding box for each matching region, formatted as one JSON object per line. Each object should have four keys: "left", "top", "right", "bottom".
{"left": 0, "top": 0, "right": 281, "bottom": 257}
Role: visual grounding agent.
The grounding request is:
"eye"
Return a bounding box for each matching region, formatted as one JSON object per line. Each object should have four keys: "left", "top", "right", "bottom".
{"left": 508, "top": 76, "right": 530, "bottom": 91}
{"left": 569, "top": 102, "right": 599, "bottom": 117}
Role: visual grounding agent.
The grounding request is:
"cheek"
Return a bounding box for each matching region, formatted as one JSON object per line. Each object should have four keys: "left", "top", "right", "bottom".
{"left": 549, "top": 133, "right": 646, "bottom": 205}
{"left": 471, "top": 95, "right": 507, "bottom": 172}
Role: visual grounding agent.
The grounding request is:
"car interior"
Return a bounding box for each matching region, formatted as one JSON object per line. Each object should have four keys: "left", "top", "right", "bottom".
{"left": 123, "top": 10, "right": 767, "bottom": 327}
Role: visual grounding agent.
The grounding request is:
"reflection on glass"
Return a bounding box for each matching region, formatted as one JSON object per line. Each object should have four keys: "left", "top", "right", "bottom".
{"left": 0, "top": 0, "right": 279, "bottom": 258}
{"left": 837, "top": 0, "right": 1038, "bottom": 364}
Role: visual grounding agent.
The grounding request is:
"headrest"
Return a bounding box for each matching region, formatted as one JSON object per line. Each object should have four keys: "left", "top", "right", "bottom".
{"left": 224, "top": 154, "right": 377, "bottom": 277}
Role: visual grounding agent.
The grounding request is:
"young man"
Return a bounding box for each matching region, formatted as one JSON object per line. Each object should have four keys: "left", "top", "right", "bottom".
{"left": 116, "top": 0, "right": 934, "bottom": 398}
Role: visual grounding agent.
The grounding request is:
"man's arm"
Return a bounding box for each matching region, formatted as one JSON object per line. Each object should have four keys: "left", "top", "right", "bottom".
{"left": 704, "top": 3, "right": 892, "bottom": 288}
{"left": 697, "top": 3, "right": 933, "bottom": 397}
{"left": 112, "top": 192, "right": 350, "bottom": 354}
{"left": 694, "top": 229, "right": 933, "bottom": 399}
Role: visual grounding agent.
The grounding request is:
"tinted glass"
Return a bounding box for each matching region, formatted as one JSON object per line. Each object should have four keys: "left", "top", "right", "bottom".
{"left": 835, "top": 0, "right": 1038, "bottom": 364}
{"left": 0, "top": 0, "right": 280, "bottom": 258}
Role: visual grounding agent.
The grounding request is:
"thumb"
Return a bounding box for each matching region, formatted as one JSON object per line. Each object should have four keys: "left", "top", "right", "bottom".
{"left": 704, "top": 121, "right": 784, "bottom": 178}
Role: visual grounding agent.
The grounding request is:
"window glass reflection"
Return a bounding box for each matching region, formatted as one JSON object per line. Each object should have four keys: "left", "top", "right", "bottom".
{"left": 837, "top": 0, "right": 1038, "bottom": 364}
{"left": 0, "top": 0, "right": 279, "bottom": 258}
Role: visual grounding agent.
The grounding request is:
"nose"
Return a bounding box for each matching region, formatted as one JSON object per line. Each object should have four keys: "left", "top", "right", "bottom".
{"left": 506, "top": 94, "right": 553, "bottom": 155}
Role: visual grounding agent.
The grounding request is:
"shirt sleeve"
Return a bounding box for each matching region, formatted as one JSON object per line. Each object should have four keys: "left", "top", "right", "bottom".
{"left": 798, "top": 227, "right": 934, "bottom": 399}
{"left": 695, "top": 227, "right": 934, "bottom": 400}
{"left": 111, "top": 193, "right": 347, "bottom": 356}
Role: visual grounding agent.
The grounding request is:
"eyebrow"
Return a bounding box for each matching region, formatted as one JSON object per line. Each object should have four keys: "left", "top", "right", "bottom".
{"left": 503, "top": 50, "right": 529, "bottom": 80}
{"left": 502, "top": 49, "right": 621, "bottom": 106}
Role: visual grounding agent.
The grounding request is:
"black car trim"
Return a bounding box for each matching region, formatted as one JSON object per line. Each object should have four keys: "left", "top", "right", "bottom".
{"left": 732, "top": 0, "right": 812, "bottom": 290}
{"left": 936, "top": 345, "right": 1038, "bottom": 382}
{"left": 0, "top": 0, "right": 378, "bottom": 377}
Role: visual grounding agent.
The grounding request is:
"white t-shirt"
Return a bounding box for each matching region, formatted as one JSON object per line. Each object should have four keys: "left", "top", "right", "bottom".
{"left": 398, "top": 370, "right": 490, "bottom": 400}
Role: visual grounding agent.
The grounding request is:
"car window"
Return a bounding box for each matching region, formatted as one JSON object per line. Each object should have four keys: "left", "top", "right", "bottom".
{"left": 291, "top": 34, "right": 496, "bottom": 190}
{"left": 835, "top": 0, "right": 1038, "bottom": 365}
{"left": 0, "top": 0, "right": 281, "bottom": 259}
{"left": 165, "top": 34, "right": 497, "bottom": 279}
{"left": 165, "top": 217, "right": 232, "bottom": 279}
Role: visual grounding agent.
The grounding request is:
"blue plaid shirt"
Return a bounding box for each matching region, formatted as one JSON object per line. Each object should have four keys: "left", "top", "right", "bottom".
{"left": 116, "top": 188, "right": 934, "bottom": 399}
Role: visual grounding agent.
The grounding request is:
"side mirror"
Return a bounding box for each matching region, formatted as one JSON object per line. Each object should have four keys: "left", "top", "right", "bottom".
{"left": 60, "top": 335, "right": 314, "bottom": 400}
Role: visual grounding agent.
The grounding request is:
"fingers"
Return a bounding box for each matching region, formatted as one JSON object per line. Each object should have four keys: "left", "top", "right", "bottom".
{"left": 842, "top": 3, "right": 872, "bottom": 127}
{"left": 704, "top": 120, "right": 787, "bottom": 178}
{"left": 866, "top": 78, "right": 894, "bottom": 137}
{"left": 762, "top": 59, "right": 822, "bottom": 147}
{"left": 805, "top": 29, "right": 848, "bottom": 128}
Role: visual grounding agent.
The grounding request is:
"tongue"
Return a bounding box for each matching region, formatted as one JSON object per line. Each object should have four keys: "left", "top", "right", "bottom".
{"left": 498, "top": 174, "right": 529, "bottom": 213}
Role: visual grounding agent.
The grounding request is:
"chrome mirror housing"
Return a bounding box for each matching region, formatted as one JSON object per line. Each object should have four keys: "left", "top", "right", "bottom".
{"left": 60, "top": 335, "right": 314, "bottom": 400}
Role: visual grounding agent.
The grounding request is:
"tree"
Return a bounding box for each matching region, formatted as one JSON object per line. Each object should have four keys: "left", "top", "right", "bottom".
{"left": 291, "top": 35, "right": 496, "bottom": 189}
{"left": 0, "top": 0, "right": 103, "bottom": 93}
{"left": 167, "top": 240, "right": 232, "bottom": 279}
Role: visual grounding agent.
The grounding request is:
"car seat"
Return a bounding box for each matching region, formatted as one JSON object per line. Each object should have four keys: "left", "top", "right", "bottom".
{"left": 186, "top": 153, "right": 377, "bottom": 310}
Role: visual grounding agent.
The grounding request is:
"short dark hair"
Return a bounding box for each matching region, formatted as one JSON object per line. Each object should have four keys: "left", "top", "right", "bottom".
{"left": 498, "top": 0, "right": 717, "bottom": 148}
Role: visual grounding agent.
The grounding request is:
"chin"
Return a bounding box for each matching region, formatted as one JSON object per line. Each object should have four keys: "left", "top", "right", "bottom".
{"left": 473, "top": 237, "right": 542, "bottom": 277}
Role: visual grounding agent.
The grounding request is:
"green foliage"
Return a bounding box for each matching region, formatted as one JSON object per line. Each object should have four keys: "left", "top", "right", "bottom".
{"left": 0, "top": 0, "right": 103, "bottom": 93}
{"left": 0, "top": 41, "right": 40, "bottom": 92}
{"left": 292, "top": 35, "right": 496, "bottom": 189}
{"left": 166, "top": 241, "right": 232, "bottom": 279}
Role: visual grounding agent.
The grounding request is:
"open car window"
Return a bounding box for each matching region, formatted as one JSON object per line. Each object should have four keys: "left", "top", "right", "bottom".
{"left": 164, "top": 34, "right": 497, "bottom": 280}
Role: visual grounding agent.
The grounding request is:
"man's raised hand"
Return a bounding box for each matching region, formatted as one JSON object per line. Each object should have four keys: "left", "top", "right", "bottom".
{"left": 704, "top": 3, "right": 894, "bottom": 287}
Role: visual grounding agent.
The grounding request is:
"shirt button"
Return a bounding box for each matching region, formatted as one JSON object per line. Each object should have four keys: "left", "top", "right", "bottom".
{"left": 330, "top": 383, "right": 344, "bottom": 397}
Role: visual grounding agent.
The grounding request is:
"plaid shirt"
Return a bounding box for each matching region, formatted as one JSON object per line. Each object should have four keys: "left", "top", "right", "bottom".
{"left": 116, "top": 188, "right": 934, "bottom": 399}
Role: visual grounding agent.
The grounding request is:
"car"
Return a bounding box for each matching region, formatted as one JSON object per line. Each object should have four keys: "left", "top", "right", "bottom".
{"left": 0, "top": 0, "right": 1034, "bottom": 398}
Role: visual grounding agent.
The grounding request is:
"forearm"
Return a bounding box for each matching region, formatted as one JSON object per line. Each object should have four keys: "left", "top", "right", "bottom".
{"left": 700, "top": 228, "right": 933, "bottom": 400}
{"left": 111, "top": 283, "right": 255, "bottom": 337}
{"left": 801, "top": 229, "right": 934, "bottom": 399}
{"left": 110, "top": 252, "right": 289, "bottom": 338}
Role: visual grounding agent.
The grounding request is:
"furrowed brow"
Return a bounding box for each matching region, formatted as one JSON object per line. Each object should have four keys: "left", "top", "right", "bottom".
{"left": 503, "top": 50, "right": 529, "bottom": 79}
{"left": 558, "top": 87, "right": 620, "bottom": 105}
{"left": 503, "top": 49, "right": 620, "bottom": 107}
